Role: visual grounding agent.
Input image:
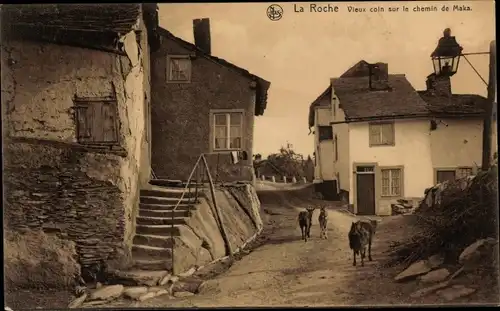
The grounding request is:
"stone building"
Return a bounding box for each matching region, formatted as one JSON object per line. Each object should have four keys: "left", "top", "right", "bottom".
{"left": 2, "top": 4, "right": 159, "bottom": 272}
{"left": 150, "top": 18, "right": 271, "bottom": 183}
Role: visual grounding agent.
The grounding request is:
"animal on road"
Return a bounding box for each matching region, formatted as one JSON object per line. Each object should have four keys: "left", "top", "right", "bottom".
{"left": 318, "top": 206, "right": 328, "bottom": 239}
{"left": 298, "top": 207, "right": 315, "bottom": 242}
{"left": 348, "top": 219, "right": 378, "bottom": 266}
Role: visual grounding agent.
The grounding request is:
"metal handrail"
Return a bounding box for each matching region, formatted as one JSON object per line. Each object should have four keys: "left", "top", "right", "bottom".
{"left": 169, "top": 154, "right": 232, "bottom": 274}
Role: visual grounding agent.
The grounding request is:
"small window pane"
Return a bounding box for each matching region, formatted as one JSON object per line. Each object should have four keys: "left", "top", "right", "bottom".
{"left": 230, "top": 137, "right": 241, "bottom": 149}
{"left": 214, "top": 114, "right": 227, "bottom": 126}
{"left": 230, "top": 125, "right": 242, "bottom": 138}
{"left": 214, "top": 125, "right": 227, "bottom": 138}
{"left": 214, "top": 138, "right": 226, "bottom": 149}
{"left": 230, "top": 113, "right": 242, "bottom": 125}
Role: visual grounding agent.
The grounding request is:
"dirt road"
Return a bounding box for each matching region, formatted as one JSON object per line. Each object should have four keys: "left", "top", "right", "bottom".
{"left": 113, "top": 184, "right": 410, "bottom": 308}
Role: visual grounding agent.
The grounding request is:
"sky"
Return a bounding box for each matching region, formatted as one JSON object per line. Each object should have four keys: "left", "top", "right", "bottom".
{"left": 158, "top": 1, "right": 495, "bottom": 158}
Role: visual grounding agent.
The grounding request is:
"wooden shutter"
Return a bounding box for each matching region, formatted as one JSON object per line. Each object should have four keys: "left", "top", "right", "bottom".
{"left": 75, "top": 100, "right": 118, "bottom": 144}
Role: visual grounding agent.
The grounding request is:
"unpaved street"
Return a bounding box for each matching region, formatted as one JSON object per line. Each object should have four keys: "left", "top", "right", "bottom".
{"left": 108, "top": 184, "right": 411, "bottom": 308}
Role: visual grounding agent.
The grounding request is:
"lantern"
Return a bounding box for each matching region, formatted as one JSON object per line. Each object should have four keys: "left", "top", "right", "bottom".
{"left": 431, "top": 28, "right": 463, "bottom": 77}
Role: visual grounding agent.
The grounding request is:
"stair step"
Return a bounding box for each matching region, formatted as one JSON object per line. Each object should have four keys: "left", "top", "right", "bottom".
{"left": 150, "top": 179, "right": 205, "bottom": 188}
{"left": 133, "top": 234, "right": 176, "bottom": 248}
{"left": 131, "top": 257, "right": 172, "bottom": 271}
{"left": 139, "top": 209, "right": 192, "bottom": 218}
{"left": 140, "top": 196, "right": 197, "bottom": 205}
{"left": 136, "top": 216, "right": 188, "bottom": 226}
{"left": 136, "top": 224, "right": 181, "bottom": 236}
{"left": 139, "top": 203, "right": 195, "bottom": 211}
{"left": 140, "top": 188, "right": 204, "bottom": 199}
{"left": 132, "top": 244, "right": 172, "bottom": 259}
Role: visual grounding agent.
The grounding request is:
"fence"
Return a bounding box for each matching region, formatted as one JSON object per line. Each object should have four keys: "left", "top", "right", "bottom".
{"left": 258, "top": 174, "right": 308, "bottom": 184}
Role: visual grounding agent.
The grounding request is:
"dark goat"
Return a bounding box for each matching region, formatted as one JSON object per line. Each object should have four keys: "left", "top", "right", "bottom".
{"left": 348, "top": 220, "right": 377, "bottom": 266}
{"left": 298, "top": 207, "right": 315, "bottom": 242}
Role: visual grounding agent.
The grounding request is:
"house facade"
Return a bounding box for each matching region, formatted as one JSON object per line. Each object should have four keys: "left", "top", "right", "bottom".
{"left": 2, "top": 4, "right": 158, "bottom": 271}
{"left": 309, "top": 60, "right": 492, "bottom": 216}
{"left": 150, "top": 19, "right": 270, "bottom": 183}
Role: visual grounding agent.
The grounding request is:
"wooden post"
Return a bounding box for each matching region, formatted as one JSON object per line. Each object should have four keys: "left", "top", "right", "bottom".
{"left": 283, "top": 176, "right": 287, "bottom": 184}
{"left": 481, "top": 40, "right": 496, "bottom": 171}
{"left": 292, "top": 176, "right": 297, "bottom": 183}
{"left": 261, "top": 175, "right": 265, "bottom": 181}
{"left": 271, "top": 176, "right": 276, "bottom": 183}
{"left": 303, "top": 177, "right": 307, "bottom": 183}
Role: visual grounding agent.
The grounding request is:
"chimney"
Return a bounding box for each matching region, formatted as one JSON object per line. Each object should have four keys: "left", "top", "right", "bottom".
{"left": 426, "top": 73, "right": 451, "bottom": 96}
{"left": 193, "top": 18, "right": 211, "bottom": 55}
{"left": 369, "top": 62, "right": 389, "bottom": 90}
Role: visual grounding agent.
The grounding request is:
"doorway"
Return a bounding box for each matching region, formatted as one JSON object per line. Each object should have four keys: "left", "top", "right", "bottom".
{"left": 356, "top": 165, "right": 376, "bottom": 215}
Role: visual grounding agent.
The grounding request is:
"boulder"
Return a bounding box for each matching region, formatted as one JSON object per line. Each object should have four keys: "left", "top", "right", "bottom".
{"left": 123, "top": 286, "right": 148, "bottom": 300}
{"left": 173, "top": 276, "right": 204, "bottom": 293}
{"left": 138, "top": 292, "right": 156, "bottom": 302}
{"left": 410, "top": 281, "right": 450, "bottom": 298}
{"left": 458, "top": 238, "right": 498, "bottom": 266}
{"left": 427, "top": 254, "right": 445, "bottom": 269}
{"left": 112, "top": 270, "right": 170, "bottom": 287}
{"left": 395, "top": 260, "right": 432, "bottom": 282}
{"left": 173, "top": 291, "right": 195, "bottom": 298}
{"left": 437, "top": 284, "right": 476, "bottom": 301}
{"left": 419, "top": 268, "right": 450, "bottom": 284}
{"left": 88, "top": 284, "right": 124, "bottom": 301}
{"left": 68, "top": 293, "right": 88, "bottom": 309}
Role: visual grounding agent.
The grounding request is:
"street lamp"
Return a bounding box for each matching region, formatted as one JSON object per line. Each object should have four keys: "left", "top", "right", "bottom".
{"left": 431, "top": 28, "right": 463, "bottom": 77}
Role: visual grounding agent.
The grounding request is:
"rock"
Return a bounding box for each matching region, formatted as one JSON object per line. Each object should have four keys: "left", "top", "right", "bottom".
{"left": 410, "top": 281, "right": 450, "bottom": 298}
{"left": 458, "top": 238, "right": 498, "bottom": 266}
{"left": 173, "top": 276, "right": 204, "bottom": 294}
{"left": 88, "top": 284, "right": 124, "bottom": 301}
{"left": 112, "top": 270, "right": 169, "bottom": 287}
{"left": 138, "top": 292, "right": 156, "bottom": 302}
{"left": 179, "top": 267, "right": 197, "bottom": 277}
{"left": 82, "top": 300, "right": 107, "bottom": 307}
{"left": 419, "top": 268, "right": 450, "bottom": 284}
{"left": 158, "top": 274, "right": 172, "bottom": 286}
{"left": 427, "top": 254, "right": 445, "bottom": 269}
{"left": 437, "top": 284, "right": 476, "bottom": 301}
{"left": 123, "top": 286, "right": 148, "bottom": 300}
{"left": 197, "top": 280, "right": 218, "bottom": 294}
{"left": 173, "top": 291, "right": 195, "bottom": 298}
{"left": 68, "top": 293, "right": 88, "bottom": 309}
{"left": 95, "top": 282, "right": 103, "bottom": 289}
{"left": 395, "top": 260, "right": 432, "bottom": 282}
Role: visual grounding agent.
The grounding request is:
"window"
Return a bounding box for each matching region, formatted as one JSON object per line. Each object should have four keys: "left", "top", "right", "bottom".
{"left": 436, "top": 170, "right": 456, "bottom": 184}
{"left": 456, "top": 167, "right": 474, "bottom": 179}
{"left": 369, "top": 122, "right": 395, "bottom": 146}
{"left": 334, "top": 134, "right": 339, "bottom": 161}
{"left": 74, "top": 98, "right": 119, "bottom": 144}
{"left": 381, "top": 168, "right": 402, "bottom": 197}
{"left": 318, "top": 126, "right": 333, "bottom": 141}
{"left": 167, "top": 55, "right": 191, "bottom": 82}
{"left": 212, "top": 111, "right": 243, "bottom": 151}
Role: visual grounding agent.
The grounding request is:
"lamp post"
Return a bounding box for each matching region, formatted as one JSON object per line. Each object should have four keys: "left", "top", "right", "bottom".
{"left": 431, "top": 29, "right": 496, "bottom": 170}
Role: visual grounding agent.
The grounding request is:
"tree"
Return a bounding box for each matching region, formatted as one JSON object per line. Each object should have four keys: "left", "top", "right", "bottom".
{"left": 266, "top": 144, "right": 306, "bottom": 178}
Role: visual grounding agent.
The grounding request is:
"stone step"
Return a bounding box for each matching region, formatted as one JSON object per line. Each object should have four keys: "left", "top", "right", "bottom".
{"left": 136, "top": 224, "right": 181, "bottom": 236}
{"left": 140, "top": 196, "right": 198, "bottom": 205}
{"left": 149, "top": 179, "right": 205, "bottom": 188}
{"left": 132, "top": 244, "right": 172, "bottom": 259}
{"left": 138, "top": 208, "right": 192, "bottom": 218}
{"left": 139, "top": 203, "right": 195, "bottom": 211}
{"left": 133, "top": 234, "right": 176, "bottom": 249}
{"left": 136, "top": 216, "right": 188, "bottom": 226}
{"left": 130, "top": 257, "right": 172, "bottom": 271}
{"left": 140, "top": 188, "right": 204, "bottom": 199}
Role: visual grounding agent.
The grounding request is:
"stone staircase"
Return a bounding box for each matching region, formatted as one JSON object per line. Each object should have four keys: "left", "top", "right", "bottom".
{"left": 130, "top": 179, "right": 206, "bottom": 272}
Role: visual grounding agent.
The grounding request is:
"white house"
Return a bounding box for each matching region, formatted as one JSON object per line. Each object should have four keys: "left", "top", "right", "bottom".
{"left": 309, "top": 60, "right": 493, "bottom": 216}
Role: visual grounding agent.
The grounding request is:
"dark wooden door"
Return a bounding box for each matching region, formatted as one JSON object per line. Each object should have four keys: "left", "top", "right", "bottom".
{"left": 437, "top": 170, "right": 456, "bottom": 184}
{"left": 356, "top": 173, "right": 376, "bottom": 215}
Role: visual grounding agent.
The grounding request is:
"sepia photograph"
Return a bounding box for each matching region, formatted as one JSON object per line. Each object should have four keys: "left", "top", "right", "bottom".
{"left": 1, "top": 1, "right": 498, "bottom": 309}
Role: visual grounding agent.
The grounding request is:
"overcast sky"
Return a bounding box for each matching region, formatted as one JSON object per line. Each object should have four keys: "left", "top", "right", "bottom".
{"left": 158, "top": 1, "right": 495, "bottom": 157}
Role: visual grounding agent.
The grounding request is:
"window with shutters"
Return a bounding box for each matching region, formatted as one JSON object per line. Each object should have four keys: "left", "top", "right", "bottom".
{"left": 369, "top": 121, "right": 395, "bottom": 146}
{"left": 210, "top": 110, "right": 244, "bottom": 151}
{"left": 167, "top": 55, "right": 191, "bottom": 83}
{"left": 381, "top": 168, "right": 403, "bottom": 197}
{"left": 74, "top": 98, "right": 119, "bottom": 145}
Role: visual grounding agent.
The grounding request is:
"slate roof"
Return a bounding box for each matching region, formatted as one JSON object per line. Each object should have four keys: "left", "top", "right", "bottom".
{"left": 331, "top": 74, "right": 430, "bottom": 121}
{"left": 1, "top": 4, "right": 158, "bottom": 52}
{"left": 417, "top": 92, "right": 487, "bottom": 117}
{"left": 157, "top": 27, "right": 271, "bottom": 116}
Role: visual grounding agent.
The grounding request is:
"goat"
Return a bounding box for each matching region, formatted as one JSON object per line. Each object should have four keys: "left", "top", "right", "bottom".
{"left": 348, "top": 219, "right": 378, "bottom": 266}
{"left": 318, "top": 206, "right": 328, "bottom": 239}
{"left": 298, "top": 207, "right": 315, "bottom": 242}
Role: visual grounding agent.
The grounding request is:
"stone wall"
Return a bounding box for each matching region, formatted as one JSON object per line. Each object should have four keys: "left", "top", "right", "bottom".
{"left": 4, "top": 139, "right": 126, "bottom": 268}
{"left": 150, "top": 35, "right": 256, "bottom": 182}
{"left": 171, "top": 184, "right": 262, "bottom": 274}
